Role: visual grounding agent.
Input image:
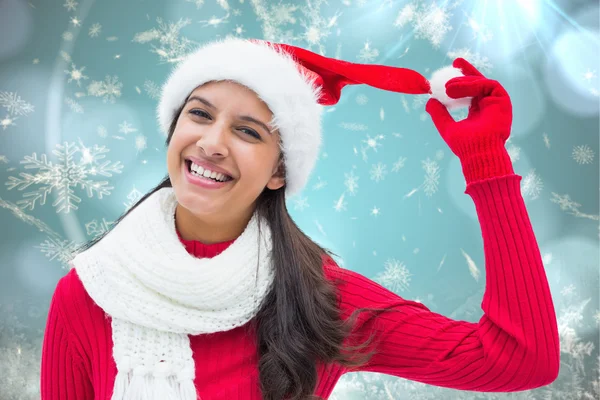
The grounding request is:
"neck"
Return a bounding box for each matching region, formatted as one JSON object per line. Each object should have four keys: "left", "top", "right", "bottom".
{"left": 174, "top": 203, "right": 254, "bottom": 244}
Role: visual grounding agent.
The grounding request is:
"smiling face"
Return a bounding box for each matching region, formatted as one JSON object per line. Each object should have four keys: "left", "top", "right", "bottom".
{"left": 167, "top": 80, "right": 285, "bottom": 237}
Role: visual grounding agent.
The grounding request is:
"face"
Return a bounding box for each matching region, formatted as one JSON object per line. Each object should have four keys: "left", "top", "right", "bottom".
{"left": 166, "top": 80, "right": 285, "bottom": 226}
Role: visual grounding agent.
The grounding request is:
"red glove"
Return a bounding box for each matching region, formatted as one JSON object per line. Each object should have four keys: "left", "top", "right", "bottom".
{"left": 425, "top": 58, "right": 515, "bottom": 184}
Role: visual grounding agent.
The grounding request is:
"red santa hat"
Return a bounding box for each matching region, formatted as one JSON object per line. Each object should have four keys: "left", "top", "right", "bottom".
{"left": 158, "top": 37, "right": 470, "bottom": 198}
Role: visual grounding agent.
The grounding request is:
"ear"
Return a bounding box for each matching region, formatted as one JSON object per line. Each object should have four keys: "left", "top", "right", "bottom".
{"left": 266, "top": 158, "right": 286, "bottom": 191}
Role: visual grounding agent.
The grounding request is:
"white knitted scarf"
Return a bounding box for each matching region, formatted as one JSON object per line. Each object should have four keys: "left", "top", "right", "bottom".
{"left": 71, "top": 187, "right": 275, "bottom": 400}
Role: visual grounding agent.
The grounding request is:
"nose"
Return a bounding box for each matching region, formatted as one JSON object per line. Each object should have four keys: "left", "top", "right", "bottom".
{"left": 195, "top": 123, "right": 229, "bottom": 157}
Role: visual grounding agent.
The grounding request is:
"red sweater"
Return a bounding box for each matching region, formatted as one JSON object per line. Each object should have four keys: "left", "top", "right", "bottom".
{"left": 40, "top": 174, "right": 559, "bottom": 399}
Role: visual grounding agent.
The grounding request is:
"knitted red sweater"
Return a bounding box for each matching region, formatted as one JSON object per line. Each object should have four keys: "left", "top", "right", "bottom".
{"left": 40, "top": 174, "right": 559, "bottom": 399}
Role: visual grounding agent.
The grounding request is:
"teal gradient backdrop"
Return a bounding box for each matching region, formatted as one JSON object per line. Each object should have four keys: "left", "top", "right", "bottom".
{"left": 0, "top": 0, "right": 598, "bottom": 398}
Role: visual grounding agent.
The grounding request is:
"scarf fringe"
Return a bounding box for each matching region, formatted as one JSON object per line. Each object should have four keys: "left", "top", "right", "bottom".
{"left": 111, "top": 370, "right": 198, "bottom": 400}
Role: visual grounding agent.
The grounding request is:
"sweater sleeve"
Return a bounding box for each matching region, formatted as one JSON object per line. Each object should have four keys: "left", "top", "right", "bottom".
{"left": 41, "top": 272, "right": 95, "bottom": 399}
{"left": 326, "top": 174, "right": 560, "bottom": 392}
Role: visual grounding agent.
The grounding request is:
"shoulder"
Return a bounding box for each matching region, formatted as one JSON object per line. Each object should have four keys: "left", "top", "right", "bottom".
{"left": 52, "top": 267, "right": 109, "bottom": 334}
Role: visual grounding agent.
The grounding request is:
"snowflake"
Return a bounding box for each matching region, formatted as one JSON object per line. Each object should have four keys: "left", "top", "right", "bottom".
{"left": 361, "top": 133, "right": 384, "bottom": 154}
{"left": 134, "top": 135, "right": 147, "bottom": 153}
{"left": 133, "top": 18, "right": 195, "bottom": 64}
{"left": 391, "top": 156, "right": 407, "bottom": 172}
{"left": 333, "top": 192, "right": 347, "bottom": 212}
{"left": 446, "top": 48, "right": 493, "bottom": 73}
{"left": 369, "top": 162, "right": 387, "bottom": 182}
{"left": 374, "top": 258, "right": 412, "bottom": 293}
{"left": 394, "top": 1, "right": 457, "bottom": 48}
{"left": 84, "top": 217, "right": 114, "bottom": 239}
{"left": 355, "top": 94, "right": 368, "bottom": 105}
{"left": 1, "top": 117, "right": 16, "bottom": 131}
{"left": 338, "top": 122, "right": 368, "bottom": 131}
{"left": 293, "top": 196, "right": 309, "bottom": 211}
{"left": 64, "top": 63, "right": 89, "bottom": 87}
{"left": 87, "top": 75, "right": 123, "bottom": 103}
{"left": 344, "top": 169, "right": 359, "bottom": 195}
{"left": 357, "top": 41, "right": 379, "bottom": 63}
{"left": 299, "top": 0, "right": 339, "bottom": 55}
{"left": 543, "top": 132, "right": 551, "bottom": 149}
{"left": 62, "top": 31, "right": 74, "bottom": 41}
{"left": 522, "top": 169, "right": 543, "bottom": 200}
{"left": 89, "top": 23, "right": 102, "bottom": 38}
{"left": 143, "top": 80, "right": 161, "bottom": 100}
{"left": 36, "top": 237, "right": 80, "bottom": 264}
{"left": 118, "top": 121, "right": 137, "bottom": 134}
{"left": 63, "top": 0, "right": 78, "bottom": 12}
{"left": 65, "top": 97, "right": 84, "bottom": 113}
{"left": 312, "top": 176, "right": 327, "bottom": 190}
{"left": 572, "top": 144, "right": 595, "bottom": 165}
{"left": 422, "top": 157, "right": 440, "bottom": 197}
{"left": 185, "top": 0, "right": 205, "bottom": 9}
{"left": 5, "top": 140, "right": 124, "bottom": 213}
{"left": 0, "top": 91, "right": 34, "bottom": 117}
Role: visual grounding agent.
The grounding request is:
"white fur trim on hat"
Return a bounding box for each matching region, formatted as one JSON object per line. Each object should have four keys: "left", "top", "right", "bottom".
{"left": 157, "top": 37, "right": 324, "bottom": 198}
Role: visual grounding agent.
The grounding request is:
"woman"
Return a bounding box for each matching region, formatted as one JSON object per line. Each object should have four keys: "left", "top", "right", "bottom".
{"left": 40, "top": 37, "right": 560, "bottom": 400}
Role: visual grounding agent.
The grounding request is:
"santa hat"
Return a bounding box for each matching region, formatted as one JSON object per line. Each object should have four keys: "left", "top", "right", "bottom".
{"left": 158, "top": 37, "right": 470, "bottom": 198}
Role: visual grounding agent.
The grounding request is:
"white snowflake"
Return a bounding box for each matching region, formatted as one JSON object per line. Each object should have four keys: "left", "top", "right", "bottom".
{"left": 87, "top": 75, "right": 123, "bottom": 103}
{"left": 64, "top": 63, "right": 89, "bottom": 87}
{"left": 572, "top": 144, "right": 595, "bottom": 165}
{"left": 89, "top": 23, "right": 102, "bottom": 38}
{"left": 63, "top": 0, "right": 78, "bottom": 12}
{"left": 369, "top": 162, "right": 387, "bottom": 182}
{"left": 338, "top": 122, "right": 368, "bottom": 131}
{"left": 355, "top": 94, "right": 368, "bottom": 105}
{"left": 293, "top": 196, "right": 309, "bottom": 211}
{"left": 0, "top": 91, "right": 34, "bottom": 117}
{"left": 37, "top": 237, "right": 80, "bottom": 263}
{"left": 373, "top": 258, "right": 412, "bottom": 293}
{"left": 65, "top": 97, "right": 84, "bottom": 113}
{"left": 133, "top": 18, "right": 195, "bottom": 64}
{"left": 422, "top": 157, "right": 440, "bottom": 197}
{"left": 522, "top": 169, "right": 544, "bottom": 200}
{"left": 393, "top": 1, "right": 457, "bottom": 48}
{"left": 391, "top": 156, "right": 407, "bottom": 172}
{"left": 134, "top": 135, "right": 147, "bottom": 154}
{"left": 62, "top": 31, "right": 74, "bottom": 41}
{"left": 185, "top": 0, "right": 205, "bottom": 9}
{"left": 118, "top": 121, "right": 137, "bottom": 134}
{"left": 5, "top": 141, "right": 124, "bottom": 213}
{"left": 1, "top": 115, "right": 16, "bottom": 130}
{"left": 357, "top": 41, "right": 379, "bottom": 63}
{"left": 344, "top": 169, "right": 359, "bottom": 195}
{"left": 143, "top": 80, "right": 161, "bottom": 100}
{"left": 333, "top": 192, "right": 347, "bottom": 212}
{"left": 446, "top": 48, "right": 493, "bottom": 73}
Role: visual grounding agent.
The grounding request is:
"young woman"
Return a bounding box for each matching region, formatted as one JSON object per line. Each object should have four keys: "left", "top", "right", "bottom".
{"left": 41, "top": 37, "right": 560, "bottom": 400}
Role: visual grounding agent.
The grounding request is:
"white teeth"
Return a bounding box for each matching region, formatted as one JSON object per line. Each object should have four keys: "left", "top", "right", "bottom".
{"left": 189, "top": 161, "right": 230, "bottom": 182}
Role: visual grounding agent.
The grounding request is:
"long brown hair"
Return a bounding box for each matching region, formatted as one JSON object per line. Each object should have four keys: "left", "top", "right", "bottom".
{"left": 74, "top": 97, "right": 395, "bottom": 399}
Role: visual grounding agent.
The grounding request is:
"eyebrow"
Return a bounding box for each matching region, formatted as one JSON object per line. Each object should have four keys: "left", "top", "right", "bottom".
{"left": 185, "top": 95, "right": 275, "bottom": 135}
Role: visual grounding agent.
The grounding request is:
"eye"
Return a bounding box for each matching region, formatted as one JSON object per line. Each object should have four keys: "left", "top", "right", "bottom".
{"left": 189, "top": 109, "right": 261, "bottom": 140}
{"left": 189, "top": 109, "right": 210, "bottom": 119}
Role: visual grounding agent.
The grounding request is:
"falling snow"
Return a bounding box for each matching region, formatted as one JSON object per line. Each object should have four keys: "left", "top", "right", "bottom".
{"left": 88, "top": 23, "right": 102, "bottom": 37}
{"left": 369, "top": 162, "right": 387, "bottom": 182}
{"left": 87, "top": 75, "right": 123, "bottom": 103}
{"left": 133, "top": 18, "right": 196, "bottom": 63}
{"left": 394, "top": 1, "right": 458, "bottom": 48}
{"left": 373, "top": 258, "right": 412, "bottom": 293}
{"left": 572, "top": 144, "right": 595, "bottom": 165}
{"left": 422, "top": 157, "right": 440, "bottom": 197}
{"left": 5, "top": 141, "right": 124, "bottom": 213}
{"left": 522, "top": 169, "right": 544, "bottom": 200}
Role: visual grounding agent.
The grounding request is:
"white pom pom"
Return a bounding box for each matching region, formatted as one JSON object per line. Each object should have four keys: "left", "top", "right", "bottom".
{"left": 428, "top": 65, "right": 472, "bottom": 110}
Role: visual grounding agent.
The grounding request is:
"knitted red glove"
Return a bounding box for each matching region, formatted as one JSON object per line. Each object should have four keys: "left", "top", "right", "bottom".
{"left": 425, "top": 58, "right": 515, "bottom": 184}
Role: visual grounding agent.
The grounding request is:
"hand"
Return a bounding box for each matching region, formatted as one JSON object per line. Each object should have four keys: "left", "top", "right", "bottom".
{"left": 425, "top": 58, "right": 515, "bottom": 183}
